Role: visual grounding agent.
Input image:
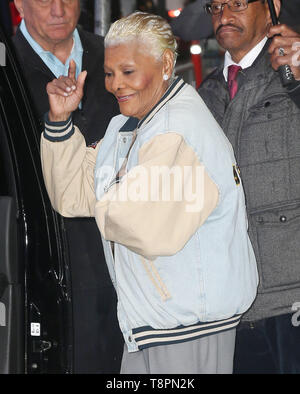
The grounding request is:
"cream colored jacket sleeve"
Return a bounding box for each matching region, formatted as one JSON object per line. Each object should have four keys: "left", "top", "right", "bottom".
{"left": 95, "top": 132, "right": 219, "bottom": 258}
{"left": 41, "top": 126, "right": 100, "bottom": 217}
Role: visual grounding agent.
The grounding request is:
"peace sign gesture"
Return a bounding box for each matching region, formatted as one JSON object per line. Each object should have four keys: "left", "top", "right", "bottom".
{"left": 46, "top": 59, "right": 87, "bottom": 122}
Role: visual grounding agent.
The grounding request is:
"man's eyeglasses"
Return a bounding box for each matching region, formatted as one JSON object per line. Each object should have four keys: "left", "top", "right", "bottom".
{"left": 204, "top": 0, "right": 260, "bottom": 15}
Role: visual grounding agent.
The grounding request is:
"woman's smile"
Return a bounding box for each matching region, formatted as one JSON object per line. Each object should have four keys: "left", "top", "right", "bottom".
{"left": 116, "top": 93, "right": 136, "bottom": 102}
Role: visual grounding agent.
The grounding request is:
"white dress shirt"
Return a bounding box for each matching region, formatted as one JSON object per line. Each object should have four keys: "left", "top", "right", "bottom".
{"left": 223, "top": 37, "right": 268, "bottom": 81}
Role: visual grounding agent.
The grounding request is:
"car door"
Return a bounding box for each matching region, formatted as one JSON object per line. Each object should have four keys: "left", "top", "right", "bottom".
{"left": 0, "top": 26, "right": 73, "bottom": 374}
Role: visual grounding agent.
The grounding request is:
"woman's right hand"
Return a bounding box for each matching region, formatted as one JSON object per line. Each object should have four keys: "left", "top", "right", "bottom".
{"left": 46, "top": 59, "right": 87, "bottom": 122}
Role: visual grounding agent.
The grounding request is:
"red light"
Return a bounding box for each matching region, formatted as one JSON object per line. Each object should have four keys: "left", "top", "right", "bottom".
{"left": 168, "top": 8, "right": 182, "bottom": 18}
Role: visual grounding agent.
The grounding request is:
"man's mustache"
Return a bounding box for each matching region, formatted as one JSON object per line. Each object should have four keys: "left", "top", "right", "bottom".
{"left": 216, "top": 24, "right": 243, "bottom": 34}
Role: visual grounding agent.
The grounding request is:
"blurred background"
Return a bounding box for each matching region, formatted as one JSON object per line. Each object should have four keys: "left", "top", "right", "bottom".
{"left": 1, "top": 0, "right": 300, "bottom": 88}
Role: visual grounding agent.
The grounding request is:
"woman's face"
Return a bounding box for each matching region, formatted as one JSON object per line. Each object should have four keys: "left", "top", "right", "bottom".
{"left": 104, "top": 41, "right": 167, "bottom": 120}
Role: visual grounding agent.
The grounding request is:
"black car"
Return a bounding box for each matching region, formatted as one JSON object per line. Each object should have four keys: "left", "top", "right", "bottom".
{"left": 0, "top": 25, "right": 122, "bottom": 374}
{"left": 0, "top": 23, "right": 75, "bottom": 374}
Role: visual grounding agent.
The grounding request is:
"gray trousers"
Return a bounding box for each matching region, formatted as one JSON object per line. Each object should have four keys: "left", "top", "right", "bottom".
{"left": 120, "top": 328, "right": 236, "bottom": 374}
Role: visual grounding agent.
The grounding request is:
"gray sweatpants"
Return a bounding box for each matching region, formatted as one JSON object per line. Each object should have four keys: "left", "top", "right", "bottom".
{"left": 120, "top": 328, "right": 236, "bottom": 374}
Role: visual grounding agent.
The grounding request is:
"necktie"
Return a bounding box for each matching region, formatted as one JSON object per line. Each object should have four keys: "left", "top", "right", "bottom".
{"left": 227, "top": 65, "right": 242, "bottom": 100}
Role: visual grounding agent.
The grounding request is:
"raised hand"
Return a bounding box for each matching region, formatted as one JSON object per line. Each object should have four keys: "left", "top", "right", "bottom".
{"left": 46, "top": 59, "right": 88, "bottom": 122}
{"left": 268, "top": 24, "right": 300, "bottom": 81}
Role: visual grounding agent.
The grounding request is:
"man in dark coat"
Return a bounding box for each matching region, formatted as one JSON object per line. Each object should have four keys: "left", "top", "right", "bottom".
{"left": 198, "top": 0, "right": 300, "bottom": 373}
{"left": 12, "top": 0, "right": 123, "bottom": 373}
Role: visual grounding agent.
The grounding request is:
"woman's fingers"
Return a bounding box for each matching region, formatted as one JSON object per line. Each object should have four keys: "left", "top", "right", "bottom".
{"left": 58, "top": 75, "right": 76, "bottom": 92}
{"left": 45, "top": 63, "right": 87, "bottom": 122}
{"left": 68, "top": 59, "right": 77, "bottom": 82}
{"left": 55, "top": 76, "right": 75, "bottom": 95}
{"left": 49, "top": 71, "right": 87, "bottom": 98}
{"left": 46, "top": 80, "right": 66, "bottom": 97}
{"left": 46, "top": 60, "right": 87, "bottom": 98}
{"left": 76, "top": 70, "right": 88, "bottom": 96}
{"left": 46, "top": 77, "right": 75, "bottom": 96}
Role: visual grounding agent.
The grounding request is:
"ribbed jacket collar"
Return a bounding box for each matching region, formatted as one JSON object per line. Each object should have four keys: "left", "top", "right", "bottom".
{"left": 120, "top": 76, "right": 186, "bottom": 132}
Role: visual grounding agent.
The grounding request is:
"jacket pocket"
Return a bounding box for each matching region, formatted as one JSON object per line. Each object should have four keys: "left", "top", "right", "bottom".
{"left": 140, "top": 257, "right": 171, "bottom": 301}
{"left": 247, "top": 93, "right": 290, "bottom": 122}
{"left": 249, "top": 203, "right": 300, "bottom": 291}
{"left": 241, "top": 93, "right": 291, "bottom": 167}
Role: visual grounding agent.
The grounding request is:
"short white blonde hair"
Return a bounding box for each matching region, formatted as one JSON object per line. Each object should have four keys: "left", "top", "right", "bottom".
{"left": 104, "top": 11, "right": 177, "bottom": 66}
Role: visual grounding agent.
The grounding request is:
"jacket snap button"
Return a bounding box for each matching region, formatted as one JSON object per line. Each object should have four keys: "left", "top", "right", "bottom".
{"left": 123, "top": 137, "right": 127, "bottom": 143}
{"left": 128, "top": 336, "right": 132, "bottom": 342}
{"left": 280, "top": 215, "right": 287, "bottom": 223}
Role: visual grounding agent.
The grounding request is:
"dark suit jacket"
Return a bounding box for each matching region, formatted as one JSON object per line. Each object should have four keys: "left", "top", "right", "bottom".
{"left": 12, "top": 27, "right": 123, "bottom": 373}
